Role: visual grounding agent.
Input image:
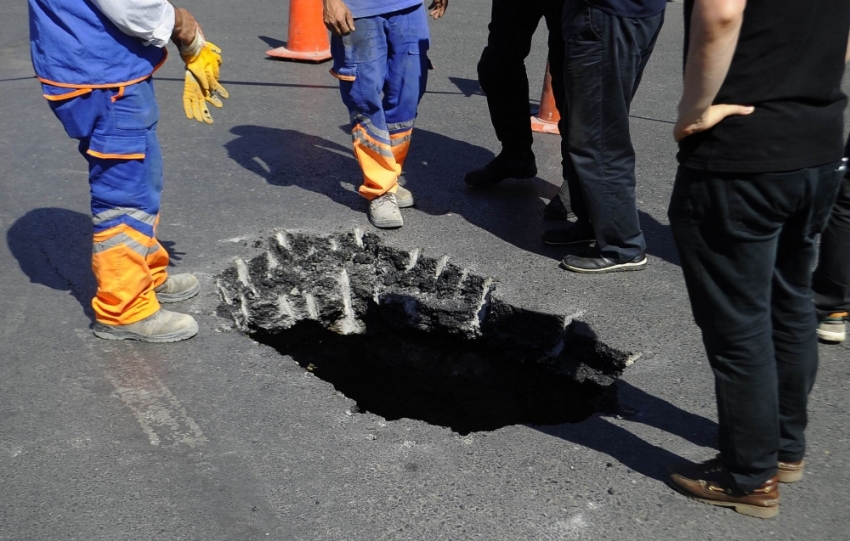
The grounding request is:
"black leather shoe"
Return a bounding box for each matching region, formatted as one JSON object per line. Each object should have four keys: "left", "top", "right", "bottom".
{"left": 543, "top": 196, "right": 575, "bottom": 221}
{"left": 560, "top": 252, "right": 647, "bottom": 273}
{"left": 541, "top": 221, "right": 595, "bottom": 245}
{"left": 464, "top": 152, "right": 537, "bottom": 188}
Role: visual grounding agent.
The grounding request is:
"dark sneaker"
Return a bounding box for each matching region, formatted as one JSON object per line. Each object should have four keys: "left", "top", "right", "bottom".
{"left": 395, "top": 185, "right": 414, "bottom": 208}
{"left": 668, "top": 458, "right": 779, "bottom": 519}
{"left": 543, "top": 195, "right": 575, "bottom": 221}
{"left": 541, "top": 222, "right": 595, "bottom": 245}
{"left": 817, "top": 311, "right": 847, "bottom": 343}
{"left": 93, "top": 309, "right": 199, "bottom": 343}
{"left": 464, "top": 152, "right": 537, "bottom": 188}
{"left": 777, "top": 460, "right": 804, "bottom": 483}
{"left": 155, "top": 273, "right": 200, "bottom": 303}
{"left": 368, "top": 192, "right": 403, "bottom": 229}
{"left": 560, "top": 252, "right": 647, "bottom": 273}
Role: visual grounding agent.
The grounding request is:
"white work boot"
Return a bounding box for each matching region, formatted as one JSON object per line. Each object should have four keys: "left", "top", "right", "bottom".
{"left": 395, "top": 185, "right": 415, "bottom": 208}
{"left": 154, "top": 273, "right": 200, "bottom": 303}
{"left": 368, "top": 192, "right": 403, "bottom": 229}
{"left": 93, "top": 309, "right": 199, "bottom": 343}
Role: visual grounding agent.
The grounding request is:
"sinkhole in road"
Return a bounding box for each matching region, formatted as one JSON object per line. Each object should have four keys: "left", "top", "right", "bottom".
{"left": 253, "top": 320, "right": 616, "bottom": 435}
{"left": 217, "top": 230, "right": 632, "bottom": 435}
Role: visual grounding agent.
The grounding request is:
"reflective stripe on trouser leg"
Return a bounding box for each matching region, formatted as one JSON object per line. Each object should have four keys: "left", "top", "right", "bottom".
{"left": 92, "top": 224, "right": 161, "bottom": 325}
{"left": 351, "top": 121, "right": 401, "bottom": 200}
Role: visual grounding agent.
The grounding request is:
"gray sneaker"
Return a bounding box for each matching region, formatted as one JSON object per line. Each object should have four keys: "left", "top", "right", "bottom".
{"left": 395, "top": 185, "right": 414, "bottom": 208}
{"left": 155, "top": 273, "right": 200, "bottom": 303}
{"left": 93, "top": 309, "right": 199, "bottom": 343}
{"left": 817, "top": 312, "right": 847, "bottom": 343}
{"left": 368, "top": 192, "right": 403, "bottom": 229}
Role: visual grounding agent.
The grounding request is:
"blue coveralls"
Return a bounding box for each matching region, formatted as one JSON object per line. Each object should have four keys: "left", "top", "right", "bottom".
{"left": 29, "top": 0, "right": 170, "bottom": 325}
{"left": 330, "top": 1, "right": 431, "bottom": 200}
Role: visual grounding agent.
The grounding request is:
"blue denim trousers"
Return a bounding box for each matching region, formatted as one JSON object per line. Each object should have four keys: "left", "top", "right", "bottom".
{"left": 557, "top": 2, "right": 664, "bottom": 262}
{"left": 668, "top": 162, "right": 844, "bottom": 491}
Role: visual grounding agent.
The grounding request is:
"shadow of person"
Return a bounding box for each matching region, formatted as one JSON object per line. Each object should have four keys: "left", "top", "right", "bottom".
{"left": 7, "top": 208, "right": 97, "bottom": 320}
{"left": 638, "top": 210, "right": 680, "bottom": 267}
{"left": 536, "top": 379, "right": 717, "bottom": 482}
{"left": 226, "top": 124, "right": 568, "bottom": 256}
{"left": 225, "top": 125, "right": 365, "bottom": 212}
{"left": 7, "top": 207, "right": 184, "bottom": 322}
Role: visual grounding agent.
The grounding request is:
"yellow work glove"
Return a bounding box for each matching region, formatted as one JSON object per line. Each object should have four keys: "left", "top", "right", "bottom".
{"left": 183, "top": 70, "right": 213, "bottom": 124}
{"left": 180, "top": 34, "right": 229, "bottom": 102}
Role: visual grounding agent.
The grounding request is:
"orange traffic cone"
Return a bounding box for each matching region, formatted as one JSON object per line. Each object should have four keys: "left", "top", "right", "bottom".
{"left": 530, "top": 62, "right": 560, "bottom": 135}
{"left": 266, "top": 0, "right": 332, "bottom": 62}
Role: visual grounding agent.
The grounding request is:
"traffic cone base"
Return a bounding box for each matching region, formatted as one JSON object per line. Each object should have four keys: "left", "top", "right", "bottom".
{"left": 266, "top": 46, "right": 331, "bottom": 62}
{"left": 267, "top": 0, "right": 332, "bottom": 63}
{"left": 531, "top": 61, "right": 561, "bottom": 135}
{"left": 531, "top": 115, "right": 560, "bottom": 135}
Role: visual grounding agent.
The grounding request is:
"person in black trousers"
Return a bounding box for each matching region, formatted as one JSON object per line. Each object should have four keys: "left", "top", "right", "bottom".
{"left": 463, "top": 0, "right": 568, "bottom": 219}
{"left": 812, "top": 137, "right": 850, "bottom": 343}
{"left": 542, "top": 0, "right": 666, "bottom": 273}
{"left": 666, "top": 0, "right": 849, "bottom": 519}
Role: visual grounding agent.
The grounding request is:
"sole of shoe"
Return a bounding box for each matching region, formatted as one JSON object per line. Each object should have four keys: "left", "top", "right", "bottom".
{"left": 777, "top": 462, "right": 804, "bottom": 483}
{"left": 816, "top": 328, "right": 845, "bottom": 343}
{"left": 93, "top": 321, "right": 199, "bottom": 343}
{"left": 688, "top": 495, "right": 779, "bottom": 519}
{"left": 560, "top": 257, "right": 648, "bottom": 273}
{"left": 368, "top": 217, "right": 403, "bottom": 229}
{"left": 464, "top": 166, "right": 538, "bottom": 188}
{"left": 156, "top": 281, "right": 201, "bottom": 303}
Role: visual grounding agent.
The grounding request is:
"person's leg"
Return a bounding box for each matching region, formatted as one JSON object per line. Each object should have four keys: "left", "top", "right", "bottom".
{"left": 382, "top": 4, "right": 430, "bottom": 173}
{"left": 812, "top": 168, "right": 850, "bottom": 341}
{"left": 559, "top": 6, "right": 664, "bottom": 265}
{"left": 330, "top": 16, "right": 397, "bottom": 200}
{"left": 477, "top": 0, "right": 545, "bottom": 158}
{"left": 774, "top": 163, "right": 843, "bottom": 464}
{"left": 668, "top": 166, "right": 811, "bottom": 492}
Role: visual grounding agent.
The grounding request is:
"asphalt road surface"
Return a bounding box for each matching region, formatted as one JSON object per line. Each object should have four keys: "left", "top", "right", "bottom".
{"left": 1, "top": 1, "right": 848, "bottom": 540}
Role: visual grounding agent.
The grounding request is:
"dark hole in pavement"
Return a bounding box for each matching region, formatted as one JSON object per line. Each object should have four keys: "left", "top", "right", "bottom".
{"left": 253, "top": 319, "right": 616, "bottom": 435}
{"left": 218, "top": 230, "right": 630, "bottom": 435}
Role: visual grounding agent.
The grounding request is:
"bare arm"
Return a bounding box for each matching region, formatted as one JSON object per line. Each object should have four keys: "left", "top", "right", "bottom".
{"left": 674, "top": 0, "right": 752, "bottom": 141}
{"left": 323, "top": 0, "right": 355, "bottom": 36}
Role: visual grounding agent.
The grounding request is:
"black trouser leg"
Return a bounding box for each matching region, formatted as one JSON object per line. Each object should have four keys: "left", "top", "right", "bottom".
{"left": 813, "top": 168, "right": 850, "bottom": 317}
{"left": 668, "top": 163, "right": 842, "bottom": 492}
{"left": 477, "top": 0, "right": 545, "bottom": 157}
{"left": 558, "top": 2, "right": 663, "bottom": 261}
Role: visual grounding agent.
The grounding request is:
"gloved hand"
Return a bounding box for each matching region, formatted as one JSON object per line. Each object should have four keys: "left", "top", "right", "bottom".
{"left": 181, "top": 38, "right": 230, "bottom": 102}
{"left": 183, "top": 70, "right": 213, "bottom": 124}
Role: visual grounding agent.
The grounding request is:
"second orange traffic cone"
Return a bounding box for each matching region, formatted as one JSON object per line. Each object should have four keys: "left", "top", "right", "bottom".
{"left": 530, "top": 62, "right": 560, "bottom": 135}
{"left": 267, "top": 0, "right": 332, "bottom": 62}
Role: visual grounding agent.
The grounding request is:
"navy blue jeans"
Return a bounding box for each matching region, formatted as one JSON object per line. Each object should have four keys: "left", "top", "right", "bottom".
{"left": 558, "top": 2, "right": 663, "bottom": 262}
{"left": 813, "top": 159, "right": 850, "bottom": 318}
{"left": 668, "top": 163, "right": 844, "bottom": 491}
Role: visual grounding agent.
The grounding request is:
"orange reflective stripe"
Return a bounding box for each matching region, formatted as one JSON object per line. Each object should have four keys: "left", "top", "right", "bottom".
{"left": 329, "top": 69, "right": 356, "bottom": 82}
{"left": 43, "top": 88, "right": 93, "bottom": 101}
{"left": 87, "top": 149, "right": 145, "bottom": 160}
{"left": 36, "top": 50, "right": 168, "bottom": 89}
{"left": 110, "top": 86, "right": 126, "bottom": 103}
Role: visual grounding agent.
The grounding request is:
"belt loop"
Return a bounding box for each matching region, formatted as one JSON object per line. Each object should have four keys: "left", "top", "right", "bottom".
{"left": 111, "top": 86, "right": 126, "bottom": 103}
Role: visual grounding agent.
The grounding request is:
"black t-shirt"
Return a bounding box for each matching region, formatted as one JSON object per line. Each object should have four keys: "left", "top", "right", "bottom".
{"left": 585, "top": 0, "right": 666, "bottom": 18}
{"left": 678, "top": 0, "right": 850, "bottom": 172}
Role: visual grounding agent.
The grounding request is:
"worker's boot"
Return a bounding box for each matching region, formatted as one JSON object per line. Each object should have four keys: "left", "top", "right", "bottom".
{"left": 155, "top": 273, "right": 200, "bottom": 303}
{"left": 93, "top": 309, "right": 199, "bottom": 343}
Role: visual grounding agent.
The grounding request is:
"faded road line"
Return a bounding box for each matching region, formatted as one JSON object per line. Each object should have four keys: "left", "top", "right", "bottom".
{"left": 75, "top": 329, "right": 208, "bottom": 447}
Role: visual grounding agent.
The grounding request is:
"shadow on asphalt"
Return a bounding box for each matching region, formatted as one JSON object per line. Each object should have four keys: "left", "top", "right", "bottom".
{"left": 7, "top": 208, "right": 181, "bottom": 322}
{"left": 225, "top": 124, "right": 680, "bottom": 265}
{"left": 536, "top": 379, "right": 717, "bottom": 482}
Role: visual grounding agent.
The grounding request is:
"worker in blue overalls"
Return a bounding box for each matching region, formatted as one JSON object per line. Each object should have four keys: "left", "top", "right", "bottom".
{"left": 29, "top": 0, "right": 228, "bottom": 342}
{"left": 323, "top": 0, "right": 448, "bottom": 229}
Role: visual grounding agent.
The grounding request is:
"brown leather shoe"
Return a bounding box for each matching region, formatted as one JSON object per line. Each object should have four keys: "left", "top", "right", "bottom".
{"left": 668, "top": 457, "right": 779, "bottom": 519}
{"left": 778, "top": 460, "right": 804, "bottom": 483}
